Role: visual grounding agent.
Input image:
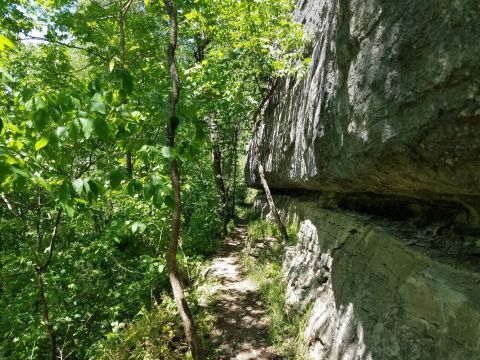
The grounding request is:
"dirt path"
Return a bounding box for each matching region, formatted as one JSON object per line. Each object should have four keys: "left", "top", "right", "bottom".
{"left": 206, "top": 221, "right": 280, "bottom": 360}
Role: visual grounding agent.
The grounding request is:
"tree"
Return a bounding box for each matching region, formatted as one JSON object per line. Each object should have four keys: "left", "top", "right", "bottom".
{"left": 0, "top": 0, "right": 306, "bottom": 358}
{"left": 252, "top": 79, "right": 289, "bottom": 242}
{"left": 164, "top": 0, "right": 204, "bottom": 358}
{"left": 181, "top": 0, "right": 305, "bottom": 241}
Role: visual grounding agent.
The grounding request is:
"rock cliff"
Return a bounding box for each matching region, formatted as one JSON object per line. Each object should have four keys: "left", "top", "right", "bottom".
{"left": 246, "top": 0, "right": 480, "bottom": 358}
{"left": 245, "top": 0, "right": 480, "bottom": 201}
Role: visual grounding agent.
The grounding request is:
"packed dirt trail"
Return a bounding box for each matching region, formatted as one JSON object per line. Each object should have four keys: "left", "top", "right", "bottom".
{"left": 206, "top": 220, "right": 281, "bottom": 360}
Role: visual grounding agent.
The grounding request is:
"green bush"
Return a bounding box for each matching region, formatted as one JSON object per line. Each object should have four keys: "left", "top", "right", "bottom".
{"left": 97, "top": 295, "right": 187, "bottom": 360}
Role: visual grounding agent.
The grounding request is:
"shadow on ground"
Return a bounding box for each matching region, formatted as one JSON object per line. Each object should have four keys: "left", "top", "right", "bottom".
{"left": 206, "top": 222, "right": 282, "bottom": 360}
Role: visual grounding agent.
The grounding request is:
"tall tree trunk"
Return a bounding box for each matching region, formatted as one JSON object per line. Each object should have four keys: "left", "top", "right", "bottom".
{"left": 231, "top": 126, "right": 238, "bottom": 218}
{"left": 252, "top": 80, "right": 288, "bottom": 242}
{"left": 209, "top": 112, "right": 228, "bottom": 235}
{"left": 164, "top": 1, "right": 204, "bottom": 359}
{"left": 119, "top": 0, "right": 133, "bottom": 177}
{"left": 35, "top": 208, "right": 62, "bottom": 360}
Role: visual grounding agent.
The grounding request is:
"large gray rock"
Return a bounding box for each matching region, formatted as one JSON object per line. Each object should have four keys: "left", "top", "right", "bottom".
{"left": 245, "top": 0, "right": 480, "bottom": 201}
{"left": 255, "top": 195, "right": 480, "bottom": 360}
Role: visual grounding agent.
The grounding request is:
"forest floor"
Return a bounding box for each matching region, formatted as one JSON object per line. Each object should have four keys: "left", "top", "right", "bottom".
{"left": 205, "top": 220, "right": 281, "bottom": 360}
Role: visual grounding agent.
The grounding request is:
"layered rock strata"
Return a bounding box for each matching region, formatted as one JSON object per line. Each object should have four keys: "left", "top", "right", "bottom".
{"left": 254, "top": 195, "right": 480, "bottom": 360}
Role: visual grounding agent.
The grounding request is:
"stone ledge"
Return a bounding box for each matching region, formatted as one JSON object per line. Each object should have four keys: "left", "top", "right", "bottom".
{"left": 255, "top": 194, "right": 480, "bottom": 360}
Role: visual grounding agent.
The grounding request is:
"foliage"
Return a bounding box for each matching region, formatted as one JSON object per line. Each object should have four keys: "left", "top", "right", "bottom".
{"left": 0, "top": 0, "right": 306, "bottom": 358}
{"left": 98, "top": 258, "right": 218, "bottom": 359}
{"left": 98, "top": 298, "right": 188, "bottom": 360}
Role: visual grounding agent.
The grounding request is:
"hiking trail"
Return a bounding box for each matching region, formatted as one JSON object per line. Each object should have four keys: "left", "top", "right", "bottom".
{"left": 205, "top": 221, "right": 281, "bottom": 360}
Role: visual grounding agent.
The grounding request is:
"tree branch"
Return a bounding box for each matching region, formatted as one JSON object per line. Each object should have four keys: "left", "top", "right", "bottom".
{"left": 18, "top": 35, "right": 109, "bottom": 61}
{"left": 39, "top": 208, "right": 62, "bottom": 272}
{"left": 1, "top": 193, "right": 19, "bottom": 217}
{"left": 123, "top": 0, "right": 135, "bottom": 16}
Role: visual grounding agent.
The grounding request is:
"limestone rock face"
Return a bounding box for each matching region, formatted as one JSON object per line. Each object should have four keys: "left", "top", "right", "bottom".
{"left": 255, "top": 195, "right": 480, "bottom": 360}
{"left": 245, "top": 0, "right": 480, "bottom": 200}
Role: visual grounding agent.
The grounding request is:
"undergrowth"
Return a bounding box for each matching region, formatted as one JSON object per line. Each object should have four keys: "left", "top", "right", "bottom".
{"left": 97, "top": 294, "right": 188, "bottom": 360}
{"left": 97, "top": 256, "right": 218, "bottom": 360}
{"left": 241, "top": 210, "right": 307, "bottom": 359}
{"left": 96, "top": 207, "right": 305, "bottom": 359}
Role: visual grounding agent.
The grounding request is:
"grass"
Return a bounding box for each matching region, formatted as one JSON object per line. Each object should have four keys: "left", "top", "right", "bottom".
{"left": 241, "top": 211, "right": 308, "bottom": 359}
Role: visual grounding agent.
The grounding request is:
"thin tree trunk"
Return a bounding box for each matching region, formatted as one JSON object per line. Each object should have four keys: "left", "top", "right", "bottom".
{"left": 35, "top": 208, "right": 62, "bottom": 360}
{"left": 119, "top": 1, "right": 125, "bottom": 65}
{"left": 164, "top": 1, "right": 204, "bottom": 359}
{"left": 36, "top": 269, "right": 57, "bottom": 360}
{"left": 230, "top": 126, "right": 238, "bottom": 218}
{"left": 252, "top": 80, "right": 288, "bottom": 242}
{"left": 119, "top": 0, "right": 133, "bottom": 177}
{"left": 209, "top": 112, "right": 228, "bottom": 235}
{"left": 126, "top": 151, "right": 133, "bottom": 176}
{"left": 253, "top": 135, "right": 289, "bottom": 242}
{"left": 192, "top": 35, "right": 228, "bottom": 232}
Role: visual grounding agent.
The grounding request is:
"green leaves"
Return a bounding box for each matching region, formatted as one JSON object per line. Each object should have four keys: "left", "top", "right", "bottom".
{"left": 57, "top": 178, "right": 104, "bottom": 217}
{"left": 34, "top": 137, "right": 49, "bottom": 150}
{"left": 131, "top": 222, "right": 146, "bottom": 234}
{"left": 55, "top": 126, "right": 69, "bottom": 140}
{"left": 79, "top": 118, "right": 93, "bottom": 139}
{"left": 161, "top": 146, "right": 171, "bottom": 158}
{"left": 91, "top": 93, "right": 107, "bottom": 114}
{"left": 109, "top": 57, "right": 116, "bottom": 72}
{"left": 164, "top": 195, "right": 175, "bottom": 209}
{"left": 33, "top": 109, "right": 49, "bottom": 131}
{"left": 59, "top": 180, "right": 75, "bottom": 217}
{"left": 0, "top": 34, "right": 14, "bottom": 52}
{"left": 184, "top": 9, "right": 199, "bottom": 21}
{"left": 143, "top": 175, "right": 163, "bottom": 200}
{"left": 11, "top": 166, "right": 29, "bottom": 178}
{"left": 93, "top": 118, "right": 110, "bottom": 140}
{"left": 84, "top": 179, "right": 103, "bottom": 200}
{"left": 72, "top": 178, "right": 84, "bottom": 195}
{"left": 127, "top": 179, "right": 142, "bottom": 196}
{"left": 109, "top": 170, "right": 125, "bottom": 189}
{"left": 141, "top": 175, "right": 176, "bottom": 209}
